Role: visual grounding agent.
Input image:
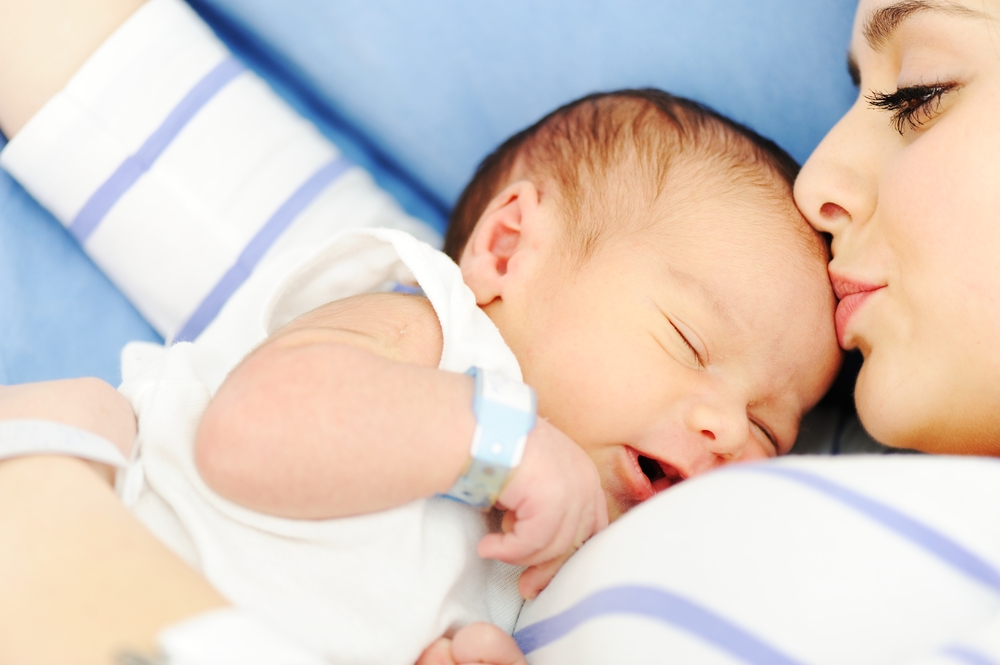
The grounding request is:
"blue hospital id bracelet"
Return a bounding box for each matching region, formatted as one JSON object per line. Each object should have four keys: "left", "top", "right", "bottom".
{"left": 443, "top": 367, "right": 537, "bottom": 509}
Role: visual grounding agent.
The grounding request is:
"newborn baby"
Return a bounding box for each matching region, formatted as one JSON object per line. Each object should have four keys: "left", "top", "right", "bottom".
{"left": 0, "top": 92, "right": 840, "bottom": 665}
{"left": 0, "top": 0, "right": 837, "bottom": 665}
{"left": 148, "top": 88, "right": 838, "bottom": 663}
{"left": 0, "top": 6, "right": 840, "bottom": 663}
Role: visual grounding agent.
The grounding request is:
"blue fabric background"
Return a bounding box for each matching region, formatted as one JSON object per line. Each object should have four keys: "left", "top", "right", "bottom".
{"left": 0, "top": 1, "right": 859, "bottom": 385}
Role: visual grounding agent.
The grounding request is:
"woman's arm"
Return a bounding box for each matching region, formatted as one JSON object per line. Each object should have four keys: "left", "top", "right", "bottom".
{"left": 0, "top": 0, "right": 145, "bottom": 137}
{"left": 0, "top": 378, "right": 227, "bottom": 665}
{"left": 0, "top": 455, "right": 229, "bottom": 665}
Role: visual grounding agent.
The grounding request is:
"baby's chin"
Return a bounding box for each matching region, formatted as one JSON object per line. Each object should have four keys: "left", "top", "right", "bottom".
{"left": 603, "top": 487, "right": 640, "bottom": 523}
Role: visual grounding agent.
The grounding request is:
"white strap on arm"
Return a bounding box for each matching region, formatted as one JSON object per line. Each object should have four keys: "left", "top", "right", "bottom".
{"left": 442, "top": 367, "right": 537, "bottom": 509}
{"left": 0, "top": 420, "right": 128, "bottom": 467}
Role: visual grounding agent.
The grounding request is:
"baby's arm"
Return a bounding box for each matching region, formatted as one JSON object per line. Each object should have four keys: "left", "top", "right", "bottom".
{"left": 196, "top": 292, "right": 478, "bottom": 516}
{"left": 196, "top": 292, "right": 607, "bottom": 596}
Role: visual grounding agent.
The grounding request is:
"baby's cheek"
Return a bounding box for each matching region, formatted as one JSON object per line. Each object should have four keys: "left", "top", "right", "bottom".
{"left": 739, "top": 440, "right": 774, "bottom": 462}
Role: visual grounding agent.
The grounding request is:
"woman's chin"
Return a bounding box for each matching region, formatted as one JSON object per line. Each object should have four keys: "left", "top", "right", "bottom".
{"left": 855, "top": 358, "right": 1000, "bottom": 455}
{"left": 853, "top": 358, "right": 934, "bottom": 452}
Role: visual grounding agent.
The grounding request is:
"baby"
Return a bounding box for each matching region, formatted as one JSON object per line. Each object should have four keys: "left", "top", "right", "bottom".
{"left": 0, "top": 88, "right": 840, "bottom": 665}
{"left": 143, "top": 89, "right": 837, "bottom": 662}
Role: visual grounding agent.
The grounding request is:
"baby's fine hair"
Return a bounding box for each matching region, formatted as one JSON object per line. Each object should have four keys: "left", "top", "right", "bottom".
{"left": 444, "top": 88, "right": 803, "bottom": 261}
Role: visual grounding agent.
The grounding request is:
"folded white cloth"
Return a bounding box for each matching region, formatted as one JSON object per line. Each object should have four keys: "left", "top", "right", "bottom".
{"left": 157, "top": 609, "right": 326, "bottom": 665}
{"left": 0, "top": 0, "right": 437, "bottom": 344}
{"left": 516, "top": 454, "right": 1000, "bottom": 665}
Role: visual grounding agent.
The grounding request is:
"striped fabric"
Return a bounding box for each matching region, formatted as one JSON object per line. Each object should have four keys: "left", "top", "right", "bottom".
{"left": 67, "top": 56, "right": 247, "bottom": 245}
{"left": 172, "top": 155, "right": 352, "bottom": 342}
{"left": 515, "top": 456, "right": 1000, "bottom": 665}
{"left": 0, "top": 0, "right": 437, "bottom": 344}
{"left": 516, "top": 586, "right": 804, "bottom": 664}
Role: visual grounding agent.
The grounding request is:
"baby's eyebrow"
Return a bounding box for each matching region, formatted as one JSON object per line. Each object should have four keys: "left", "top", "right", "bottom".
{"left": 665, "top": 265, "right": 737, "bottom": 330}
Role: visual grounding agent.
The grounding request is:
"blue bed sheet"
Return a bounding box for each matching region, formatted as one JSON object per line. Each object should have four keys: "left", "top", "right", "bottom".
{"left": 0, "top": 0, "right": 859, "bottom": 386}
{"left": 194, "top": 0, "right": 859, "bottom": 203}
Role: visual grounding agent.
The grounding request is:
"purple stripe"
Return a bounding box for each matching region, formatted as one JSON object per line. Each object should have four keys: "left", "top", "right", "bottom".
{"left": 173, "top": 156, "right": 353, "bottom": 343}
{"left": 513, "top": 586, "right": 803, "bottom": 664}
{"left": 943, "top": 646, "right": 1000, "bottom": 665}
{"left": 68, "top": 57, "right": 246, "bottom": 243}
{"left": 742, "top": 466, "right": 1000, "bottom": 593}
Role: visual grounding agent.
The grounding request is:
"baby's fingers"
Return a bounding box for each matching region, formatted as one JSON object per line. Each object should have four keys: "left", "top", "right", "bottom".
{"left": 477, "top": 510, "right": 578, "bottom": 566}
{"left": 477, "top": 529, "right": 547, "bottom": 566}
{"left": 517, "top": 550, "right": 575, "bottom": 600}
{"left": 416, "top": 637, "right": 457, "bottom": 665}
{"left": 451, "top": 623, "right": 527, "bottom": 665}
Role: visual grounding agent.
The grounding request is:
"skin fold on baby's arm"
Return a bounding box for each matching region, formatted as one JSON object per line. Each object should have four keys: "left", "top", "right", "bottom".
{"left": 195, "top": 291, "right": 608, "bottom": 599}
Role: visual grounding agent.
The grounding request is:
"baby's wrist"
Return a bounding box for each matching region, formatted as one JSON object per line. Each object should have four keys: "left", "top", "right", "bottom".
{"left": 442, "top": 367, "right": 536, "bottom": 509}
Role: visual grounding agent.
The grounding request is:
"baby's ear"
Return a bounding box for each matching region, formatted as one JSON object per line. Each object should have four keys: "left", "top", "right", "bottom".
{"left": 459, "top": 180, "right": 542, "bottom": 306}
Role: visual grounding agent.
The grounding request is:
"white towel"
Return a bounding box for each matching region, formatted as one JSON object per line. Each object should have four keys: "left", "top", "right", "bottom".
{"left": 0, "top": 0, "right": 437, "bottom": 343}
{"left": 516, "top": 454, "right": 1000, "bottom": 665}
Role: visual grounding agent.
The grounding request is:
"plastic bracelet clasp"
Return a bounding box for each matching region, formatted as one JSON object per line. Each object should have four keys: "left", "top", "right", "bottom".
{"left": 442, "top": 367, "right": 537, "bottom": 509}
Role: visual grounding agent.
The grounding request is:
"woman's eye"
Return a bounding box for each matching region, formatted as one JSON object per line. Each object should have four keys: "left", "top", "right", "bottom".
{"left": 866, "top": 82, "right": 959, "bottom": 135}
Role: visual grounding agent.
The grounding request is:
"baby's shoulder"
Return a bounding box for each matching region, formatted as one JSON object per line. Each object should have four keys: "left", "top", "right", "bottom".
{"left": 274, "top": 292, "right": 444, "bottom": 368}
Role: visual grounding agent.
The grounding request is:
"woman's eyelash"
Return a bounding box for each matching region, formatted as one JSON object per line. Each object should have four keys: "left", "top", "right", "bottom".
{"left": 866, "top": 83, "right": 959, "bottom": 135}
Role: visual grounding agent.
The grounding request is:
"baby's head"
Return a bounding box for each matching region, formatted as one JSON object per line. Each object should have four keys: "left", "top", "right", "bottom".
{"left": 449, "top": 90, "right": 841, "bottom": 520}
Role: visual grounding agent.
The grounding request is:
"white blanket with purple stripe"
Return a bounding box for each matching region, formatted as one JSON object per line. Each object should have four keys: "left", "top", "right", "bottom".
{"left": 0, "top": 0, "right": 437, "bottom": 344}
{"left": 516, "top": 455, "right": 1000, "bottom": 665}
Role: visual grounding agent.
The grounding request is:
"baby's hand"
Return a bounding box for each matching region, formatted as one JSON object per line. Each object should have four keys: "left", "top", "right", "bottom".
{"left": 477, "top": 418, "right": 608, "bottom": 599}
{"left": 416, "top": 623, "right": 527, "bottom": 665}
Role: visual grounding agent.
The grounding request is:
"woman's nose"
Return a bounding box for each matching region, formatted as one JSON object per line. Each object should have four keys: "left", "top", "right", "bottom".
{"left": 794, "top": 99, "right": 879, "bottom": 247}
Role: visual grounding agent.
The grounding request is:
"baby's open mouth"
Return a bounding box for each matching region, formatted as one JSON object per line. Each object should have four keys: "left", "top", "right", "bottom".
{"left": 637, "top": 455, "right": 685, "bottom": 493}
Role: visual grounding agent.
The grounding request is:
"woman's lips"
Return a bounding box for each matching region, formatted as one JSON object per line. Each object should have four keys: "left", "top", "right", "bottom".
{"left": 831, "top": 274, "right": 885, "bottom": 348}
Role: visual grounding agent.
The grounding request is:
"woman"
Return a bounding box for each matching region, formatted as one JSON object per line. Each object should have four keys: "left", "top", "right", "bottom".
{"left": 794, "top": 0, "right": 1000, "bottom": 454}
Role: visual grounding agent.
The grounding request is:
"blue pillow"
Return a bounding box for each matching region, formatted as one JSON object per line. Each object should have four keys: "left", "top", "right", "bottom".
{"left": 0, "top": 170, "right": 160, "bottom": 385}
{"left": 193, "top": 0, "right": 858, "bottom": 203}
{"left": 0, "top": 0, "right": 858, "bottom": 385}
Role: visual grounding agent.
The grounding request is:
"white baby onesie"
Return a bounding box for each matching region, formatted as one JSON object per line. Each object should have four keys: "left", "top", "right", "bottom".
{"left": 118, "top": 228, "right": 524, "bottom": 664}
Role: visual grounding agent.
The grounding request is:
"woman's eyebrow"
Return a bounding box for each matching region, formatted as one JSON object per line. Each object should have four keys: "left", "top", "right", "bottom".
{"left": 861, "top": 1, "right": 986, "bottom": 51}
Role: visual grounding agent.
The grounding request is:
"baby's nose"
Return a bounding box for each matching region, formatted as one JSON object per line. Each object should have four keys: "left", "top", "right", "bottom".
{"left": 684, "top": 400, "right": 750, "bottom": 462}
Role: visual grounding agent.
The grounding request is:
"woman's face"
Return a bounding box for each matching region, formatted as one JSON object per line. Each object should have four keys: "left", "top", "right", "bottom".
{"left": 794, "top": 0, "right": 1000, "bottom": 454}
